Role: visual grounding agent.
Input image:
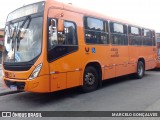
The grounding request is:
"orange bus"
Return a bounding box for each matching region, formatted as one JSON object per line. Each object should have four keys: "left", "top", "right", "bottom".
{"left": 2, "top": 0, "right": 157, "bottom": 93}
{"left": 156, "top": 37, "right": 160, "bottom": 68}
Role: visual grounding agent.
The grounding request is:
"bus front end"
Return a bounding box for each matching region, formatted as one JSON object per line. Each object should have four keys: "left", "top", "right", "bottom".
{"left": 2, "top": 1, "right": 50, "bottom": 93}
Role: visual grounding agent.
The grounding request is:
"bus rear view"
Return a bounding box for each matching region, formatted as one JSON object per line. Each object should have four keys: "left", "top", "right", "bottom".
{"left": 2, "top": 2, "right": 49, "bottom": 92}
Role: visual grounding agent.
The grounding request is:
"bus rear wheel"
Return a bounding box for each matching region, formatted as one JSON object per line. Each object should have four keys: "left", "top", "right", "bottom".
{"left": 81, "top": 66, "right": 99, "bottom": 92}
{"left": 135, "top": 61, "right": 145, "bottom": 79}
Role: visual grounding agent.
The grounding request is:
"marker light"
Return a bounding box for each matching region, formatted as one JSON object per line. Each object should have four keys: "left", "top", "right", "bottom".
{"left": 29, "top": 63, "right": 42, "bottom": 80}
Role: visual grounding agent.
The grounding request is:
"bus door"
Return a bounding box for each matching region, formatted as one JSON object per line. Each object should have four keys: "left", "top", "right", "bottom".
{"left": 48, "top": 9, "right": 82, "bottom": 92}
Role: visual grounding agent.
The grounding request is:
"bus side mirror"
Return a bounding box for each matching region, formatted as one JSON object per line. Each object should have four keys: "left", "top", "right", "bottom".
{"left": 58, "top": 19, "right": 64, "bottom": 32}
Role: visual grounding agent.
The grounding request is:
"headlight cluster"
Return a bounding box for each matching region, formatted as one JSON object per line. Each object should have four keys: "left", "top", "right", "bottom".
{"left": 29, "top": 63, "right": 42, "bottom": 80}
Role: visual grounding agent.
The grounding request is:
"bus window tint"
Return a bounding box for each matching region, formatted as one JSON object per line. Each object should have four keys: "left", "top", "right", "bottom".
{"left": 142, "top": 29, "right": 152, "bottom": 46}
{"left": 48, "top": 19, "right": 58, "bottom": 49}
{"left": 128, "top": 26, "right": 142, "bottom": 46}
{"left": 158, "top": 41, "right": 160, "bottom": 56}
{"left": 84, "top": 17, "right": 109, "bottom": 44}
{"left": 49, "top": 21, "right": 77, "bottom": 49}
{"left": 58, "top": 22, "right": 77, "bottom": 45}
{"left": 110, "top": 22, "right": 128, "bottom": 45}
{"left": 87, "top": 17, "right": 103, "bottom": 31}
{"left": 152, "top": 31, "right": 156, "bottom": 46}
{"left": 113, "top": 23, "right": 123, "bottom": 33}
{"left": 131, "top": 27, "right": 139, "bottom": 34}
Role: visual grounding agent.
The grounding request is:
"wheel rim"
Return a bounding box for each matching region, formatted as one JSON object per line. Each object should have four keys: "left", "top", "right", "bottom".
{"left": 138, "top": 63, "right": 143, "bottom": 76}
{"left": 84, "top": 72, "right": 95, "bottom": 86}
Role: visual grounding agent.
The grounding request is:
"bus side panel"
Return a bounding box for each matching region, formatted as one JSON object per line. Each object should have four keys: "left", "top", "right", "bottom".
{"left": 104, "top": 65, "right": 116, "bottom": 79}
{"left": 103, "top": 45, "right": 116, "bottom": 80}
{"left": 102, "top": 45, "right": 116, "bottom": 80}
{"left": 50, "top": 73, "right": 67, "bottom": 92}
{"left": 157, "top": 41, "right": 160, "bottom": 68}
{"left": 81, "top": 44, "right": 115, "bottom": 80}
{"left": 142, "top": 47, "right": 154, "bottom": 70}
{"left": 128, "top": 46, "right": 140, "bottom": 73}
{"left": 157, "top": 62, "right": 160, "bottom": 68}
{"left": 110, "top": 46, "right": 130, "bottom": 77}
{"left": 67, "top": 71, "right": 81, "bottom": 88}
{"left": 151, "top": 46, "right": 157, "bottom": 69}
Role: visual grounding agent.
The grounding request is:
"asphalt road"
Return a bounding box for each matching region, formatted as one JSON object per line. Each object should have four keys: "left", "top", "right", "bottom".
{"left": 0, "top": 70, "right": 160, "bottom": 120}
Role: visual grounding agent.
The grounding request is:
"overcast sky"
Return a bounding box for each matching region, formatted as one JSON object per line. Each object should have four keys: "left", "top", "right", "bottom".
{"left": 0, "top": 0, "right": 160, "bottom": 32}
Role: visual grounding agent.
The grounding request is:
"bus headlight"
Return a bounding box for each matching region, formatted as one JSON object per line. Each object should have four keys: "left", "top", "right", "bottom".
{"left": 29, "top": 63, "right": 42, "bottom": 80}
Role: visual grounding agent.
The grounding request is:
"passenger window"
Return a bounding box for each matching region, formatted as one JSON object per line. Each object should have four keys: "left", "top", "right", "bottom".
{"left": 152, "top": 31, "right": 156, "bottom": 46}
{"left": 86, "top": 17, "right": 104, "bottom": 31}
{"left": 84, "top": 17, "right": 109, "bottom": 44}
{"left": 58, "top": 22, "right": 77, "bottom": 45}
{"left": 110, "top": 22, "right": 128, "bottom": 45}
{"left": 113, "top": 23, "right": 123, "bottom": 33}
{"left": 142, "top": 29, "right": 152, "bottom": 46}
{"left": 48, "top": 19, "right": 77, "bottom": 50}
{"left": 128, "top": 26, "right": 142, "bottom": 46}
{"left": 131, "top": 27, "right": 139, "bottom": 35}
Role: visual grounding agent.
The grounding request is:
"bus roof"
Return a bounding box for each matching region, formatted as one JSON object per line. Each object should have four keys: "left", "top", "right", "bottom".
{"left": 7, "top": 0, "right": 155, "bottom": 31}
{"left": 47, "top": 0, "right": 154, "bottom": 31}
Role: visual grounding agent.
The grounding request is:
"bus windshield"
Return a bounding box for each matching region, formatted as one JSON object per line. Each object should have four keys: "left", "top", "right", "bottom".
{"left": 3, "top": 17, "right": 43, "bottom": 63}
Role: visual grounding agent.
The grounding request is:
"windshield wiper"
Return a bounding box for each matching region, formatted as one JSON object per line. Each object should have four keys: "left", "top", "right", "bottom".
{"left": 16, "top": 15, "right": 31, "bottom": 50}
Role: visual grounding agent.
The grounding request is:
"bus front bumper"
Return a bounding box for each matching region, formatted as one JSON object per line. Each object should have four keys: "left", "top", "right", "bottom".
{"left": 2, "top": 75, "right": 50, "bottom": 93}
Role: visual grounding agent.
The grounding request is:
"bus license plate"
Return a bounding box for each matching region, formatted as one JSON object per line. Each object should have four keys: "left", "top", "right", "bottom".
{"left": 10, "top": 85, "right": 17, "bottom": 90}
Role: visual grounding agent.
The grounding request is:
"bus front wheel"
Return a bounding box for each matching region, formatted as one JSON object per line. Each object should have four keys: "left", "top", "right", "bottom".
{"left": 81, "top": 66, "right": 99, "bottom": 92}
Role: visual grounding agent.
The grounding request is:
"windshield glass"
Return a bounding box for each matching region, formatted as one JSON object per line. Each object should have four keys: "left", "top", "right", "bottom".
{"left": 3, "top": 17, "right": 43, "bottom": 63}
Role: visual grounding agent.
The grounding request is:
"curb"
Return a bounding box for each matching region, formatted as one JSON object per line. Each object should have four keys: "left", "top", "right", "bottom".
{"left": 0, "top": 85, "right": 15, "bottom": 95}
{"left": 0, "top": 65, "right": 19, "bottom": 95}
{"left": 0, "top": 75, "right": 14, "bottom": 95}
{"left": 0, "top": 84, "right": 22, "bottom": 96}
{"left": 0, "top": 77, "right": 23, "bottom": 95}
{"left": 0, "top": 90, "right": 22, "bottom": 96}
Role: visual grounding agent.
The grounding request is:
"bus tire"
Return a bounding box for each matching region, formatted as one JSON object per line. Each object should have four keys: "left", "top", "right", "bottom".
{"left": 81, "top": 66, "right": 99, "bottom": 92}
{"left": 135, "top": 61, "right": 145, "bottom": 79}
